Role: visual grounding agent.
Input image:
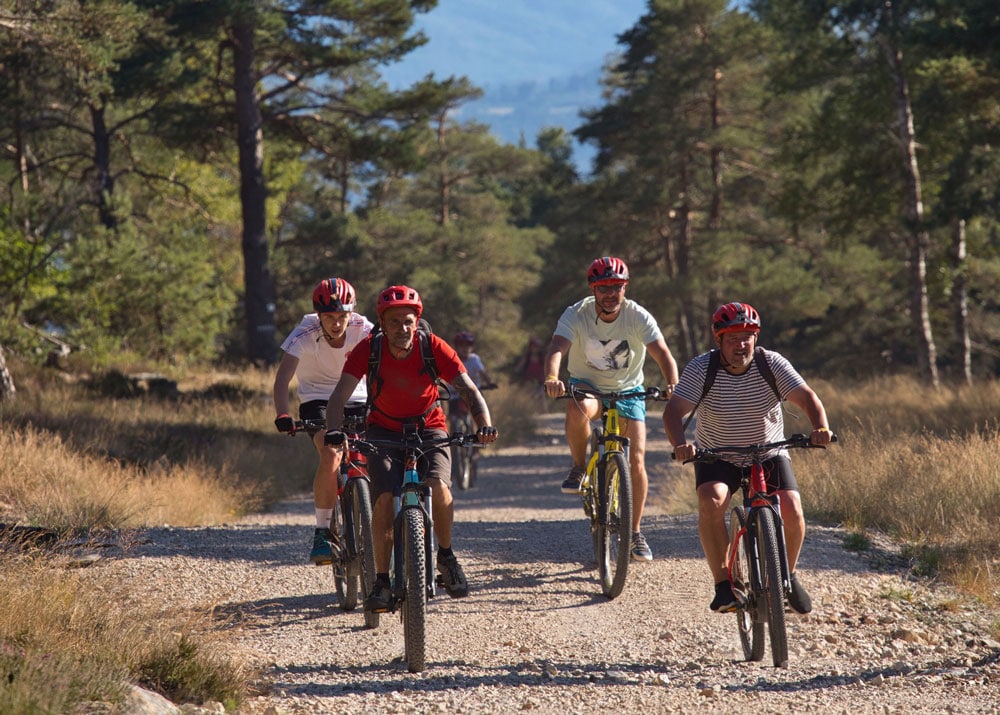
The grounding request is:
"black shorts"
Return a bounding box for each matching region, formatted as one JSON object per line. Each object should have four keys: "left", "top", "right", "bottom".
{"left": 694, "top": 454, "right": 799, "bottom": 494}
{"left": 366, "top": 425, "right": 452, "bottom": 498}
{"left": 298, "top": 400, "right": 326, "bottom": 434}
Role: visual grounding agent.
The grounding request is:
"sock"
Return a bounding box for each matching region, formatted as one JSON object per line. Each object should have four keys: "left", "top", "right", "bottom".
{"left": 376, "top": 572, "right": 390, "bottom": 584}
{"left": 315, "top": 508, "right": 333, "bottom": 529}
{"left": 438, "top": 545, "right": 453, "bottom": 558}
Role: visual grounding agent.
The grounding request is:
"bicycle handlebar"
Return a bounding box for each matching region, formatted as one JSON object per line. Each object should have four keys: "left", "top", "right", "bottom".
{"left": 682, "top": 432, "right": 839, "bottom": 464}
{"left": 556, "top": 385, "right": 670, "bottom": 402}
{"left": 348, "top": 432, "right": 485, "bottom": 458}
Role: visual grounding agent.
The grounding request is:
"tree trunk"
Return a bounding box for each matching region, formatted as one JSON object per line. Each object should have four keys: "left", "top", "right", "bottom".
{"left": 879, "top": 34, "right": 938, "bottom": 387}
{"left": 232, "top": 21, "right": 277, "bottom": 365}
{"left": 90, "top": 103, "right": 117, "bottom": 229}
{"left": 0, "top": 344, "right": 15, "bottom": 403}
{"left": 952, "top": 218, "right": 972, "bottom": 385}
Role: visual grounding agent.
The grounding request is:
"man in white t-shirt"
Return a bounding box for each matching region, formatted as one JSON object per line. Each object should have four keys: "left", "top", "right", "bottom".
{"left": 543, "top": 257, "right": 679, "bottom": 562}
{"left": 272, "top": 277, "right": 373, "bottom": 564}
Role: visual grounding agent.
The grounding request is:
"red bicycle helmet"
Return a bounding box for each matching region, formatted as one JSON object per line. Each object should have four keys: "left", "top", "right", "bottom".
{"left": 376, "top": 284, "right": 423, "bottom": 318}
{"left": 712, "top": 302, "right": 761, "bottom": 336}
{"left": 587, "top": 256, "right": 630, "bottom": 285}
{"left": 312, "top": 277, "right": 357, "bottom": 313}
{"left": 454, "top": 331, "right": 475, "bottom": 345}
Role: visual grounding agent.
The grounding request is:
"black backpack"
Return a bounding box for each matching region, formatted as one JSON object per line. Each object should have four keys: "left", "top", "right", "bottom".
{"left": 365, "top": 318, "right": 448, "bottom": 424}
{"left": 682, "top": 346, "right": 783, "bottom": 431}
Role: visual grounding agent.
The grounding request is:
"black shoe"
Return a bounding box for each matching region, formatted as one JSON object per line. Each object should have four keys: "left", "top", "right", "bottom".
{"left": 710, "top": 580, "right": 738, "bottom": 613}
{"left": 364, "top": 580, "right": 394, "bottom": 613}
{"left": 560, "top": 467, "right": 585, "bottom": 494}
{"left": 788, "top": 572, "right": 813, "bottom": 614}
{"left": 436, "top": 551, "right": 469, "bottom": 597}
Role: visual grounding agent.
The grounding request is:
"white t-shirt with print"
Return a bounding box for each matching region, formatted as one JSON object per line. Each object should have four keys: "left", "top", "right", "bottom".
{"left": 553, "top": 297, "right": 663, "bottom": 391}
{"left": 279, "top": 312, "right": 373, "bottom": 403}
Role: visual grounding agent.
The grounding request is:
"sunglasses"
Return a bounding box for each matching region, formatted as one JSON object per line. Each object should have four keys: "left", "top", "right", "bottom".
{"left": 595, "top": 284, "right": 626, "bottom": 294}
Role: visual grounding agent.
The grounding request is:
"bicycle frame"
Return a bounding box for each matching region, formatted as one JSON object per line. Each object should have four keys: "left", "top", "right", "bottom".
{"left": 391, "top": 425, "right": 437, "bottom": 604}
{"left": 727, "top": 463, "right": 790, "bottom": 602}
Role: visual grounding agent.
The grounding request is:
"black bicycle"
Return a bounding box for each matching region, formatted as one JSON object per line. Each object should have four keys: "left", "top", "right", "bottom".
{"left": 349, "top": 427, "right": 483, "bottom": 672}
{"left": 296, "top": 406, "right": 377, "bottom": 629}
{"left": 447, "top": 382, "right": 497, "bottom": 490}
{"left": 684, "top": 433, "right": 836, "bottom": 667}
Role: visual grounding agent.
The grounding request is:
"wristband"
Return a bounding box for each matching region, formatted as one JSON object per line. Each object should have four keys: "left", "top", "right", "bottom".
{"left": 815, "top": 427, "right": 830, "bottom": 432}
{"left": 545, "top": 374, "right": 559, "bottom": 381}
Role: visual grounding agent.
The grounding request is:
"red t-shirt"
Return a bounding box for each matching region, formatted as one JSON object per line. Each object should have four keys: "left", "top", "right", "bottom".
{"left": 344, "top": 332, "right": 465, "bottom": 432}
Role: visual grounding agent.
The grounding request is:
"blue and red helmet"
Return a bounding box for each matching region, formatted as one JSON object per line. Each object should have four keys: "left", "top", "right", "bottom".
{"left": 712, "top": 302, "right": 761, "bottom": 337}
{"left": 587, "top": 256, "right": 630, "bottom": 286}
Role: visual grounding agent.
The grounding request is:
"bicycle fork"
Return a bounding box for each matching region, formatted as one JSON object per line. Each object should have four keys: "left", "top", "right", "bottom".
{"left": 391, "top": 460, "right": 436, "bottom": 603}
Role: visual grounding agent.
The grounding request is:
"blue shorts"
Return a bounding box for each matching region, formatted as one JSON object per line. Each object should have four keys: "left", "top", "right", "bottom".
{"left": 568, "top": 379, "right": 646, "bottom": 421}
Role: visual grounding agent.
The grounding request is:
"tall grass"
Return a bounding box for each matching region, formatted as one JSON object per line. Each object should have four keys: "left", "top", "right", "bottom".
{"left": 778, "top": 376, "right": 1000, "bottom": 604}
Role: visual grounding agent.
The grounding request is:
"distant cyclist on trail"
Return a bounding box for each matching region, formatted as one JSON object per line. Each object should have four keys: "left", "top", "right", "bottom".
{"left": 323, "top": 285, "right": 499, "bottom": 613}
{"left": 543, "top": 256, "right": 679, "bottom": 562}
{"left": 272, "top": 277, "right": 373, "bottom": 566}
{"left": 662, "top": 302, "right": 832, "bottom": 614}
{"left": 449, "top": 331, "right": 495, "bottom": 419}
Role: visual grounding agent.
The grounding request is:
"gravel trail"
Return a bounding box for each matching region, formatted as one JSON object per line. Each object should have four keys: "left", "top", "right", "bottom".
{"left": 104, "top": 415, "right": 1000, "bottom": 714}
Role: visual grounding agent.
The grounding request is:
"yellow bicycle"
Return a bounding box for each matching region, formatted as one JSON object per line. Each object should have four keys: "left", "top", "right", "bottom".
{"left": 562, "top": 385, "right": 666, "bottom": 599}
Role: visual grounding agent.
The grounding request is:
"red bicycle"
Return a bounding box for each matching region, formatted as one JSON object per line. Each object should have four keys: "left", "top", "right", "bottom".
{"left": 684, "top": 433, "right": 836, "bottom": 668}
{"left": 296, "top": 402, "right": 378, "bottom": 629}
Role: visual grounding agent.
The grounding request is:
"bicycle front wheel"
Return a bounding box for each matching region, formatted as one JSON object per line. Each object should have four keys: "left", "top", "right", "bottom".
{"left": 729, "top": 506, "right": 764, "bottom": 662}
{"left": 332, "top": 498, "right": 357, "bottom": 611}
{"left": 350, "top": 479, "right": 379, "bottom": 629}
{"left": 401, "top": 507, "right": 427, "bottom": 673}
{"left": 452, "top": 444, "right": 472, "bottom": 490}
{"left": 596, "top": 451, "right": 632, "bottom": 599}
{"left": 757, "top": 507, "right": 789, "bottom": 668}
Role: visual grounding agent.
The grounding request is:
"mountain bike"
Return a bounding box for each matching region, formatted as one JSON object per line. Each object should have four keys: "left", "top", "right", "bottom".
{"left": 447, "top": 382, "right": 497, "bottom": 490}
{"left": 559, "top": 385, "right": 667, "bottom": 599}
{"left": 296, "top": 406, "right": 378, "bottom": 629}
{"left": 348, "top": 427, "right": 483, "bottom": 673}
{"left": 684, "top": 433, "right": 836, "bottom": 668}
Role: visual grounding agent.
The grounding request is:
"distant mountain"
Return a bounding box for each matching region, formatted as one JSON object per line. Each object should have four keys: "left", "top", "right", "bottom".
{"left": 453, "top": 69, "right": 606, "bottom": 173}
{"left": 378, "top": 0, "right": 649, "bottom": 174}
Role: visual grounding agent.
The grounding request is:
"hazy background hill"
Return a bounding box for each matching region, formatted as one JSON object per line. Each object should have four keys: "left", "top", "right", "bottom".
{"left": 380, "top": 0, "right": 649, "bottom": 173}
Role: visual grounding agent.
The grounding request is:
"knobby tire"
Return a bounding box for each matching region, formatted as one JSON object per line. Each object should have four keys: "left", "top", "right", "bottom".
{"left": 757, "top": 507, "right": 789, "bottom": 668}
{"left": 350, "top": 479, "right": 379, "bottom": 629}
{"left": 332, "top": 498, "right": 357, "bottom": 611}
{"left": 597, "top": 451, "right": 632, "bottom": 599}
{"left": 586, "top": 426, "right": 603, "bottom": 560}
{"left": 402, "top": 508, "right": 427, "bottom": 673}
{"left": 729, "top": 507, "right": 764, "bottom": 662}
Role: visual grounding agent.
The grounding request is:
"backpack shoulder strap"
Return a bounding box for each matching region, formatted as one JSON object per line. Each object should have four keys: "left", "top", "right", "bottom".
{"left": 753, "top": 346, "right": 783, "bottom": 403}
{"left": 416, "top": 319, "right": 439, "bottom": 383}
{"left": 365, "top": 331, "right": 385, "bottom": 408}
{"left": 682, "top": 349, "right": 720, "bottom": 431}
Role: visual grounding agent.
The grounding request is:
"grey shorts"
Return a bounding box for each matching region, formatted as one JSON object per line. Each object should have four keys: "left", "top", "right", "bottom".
{"left": 365, "top": 425, "right": 452, "bottom": 497}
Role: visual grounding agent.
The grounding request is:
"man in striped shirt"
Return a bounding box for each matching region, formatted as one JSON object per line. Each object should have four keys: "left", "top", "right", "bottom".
{"left": 663, "top": 302, "right": 832, "bottom": 614}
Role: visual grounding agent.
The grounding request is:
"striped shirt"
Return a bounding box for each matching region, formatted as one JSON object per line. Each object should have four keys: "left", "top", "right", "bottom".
{"left": 673, "top": 348, "right": 805, "bottom": 466}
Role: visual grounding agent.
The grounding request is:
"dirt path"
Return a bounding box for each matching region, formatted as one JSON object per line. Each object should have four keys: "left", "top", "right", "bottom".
{"left": 106, "top": 414, "right": 1000, "bottom": 714}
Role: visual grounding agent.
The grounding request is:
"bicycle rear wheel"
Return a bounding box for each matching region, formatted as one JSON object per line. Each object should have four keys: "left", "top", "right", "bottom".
{"left": 332, "top": 498, "right": 358, "bottom": 611}
{"left": 729, "top": 506, "right": 764, "bottom": 662}
{"left": 350, "top": 479, "right": 379, "bottom": 629}
{"left": 596, "top": 451, "right": 632, "bottom": 599}
{"left": 401, "top": 507, "right": 427, "bottom": 673}
{"left": 757, "top": 507, "right": 789, "bottom": 668}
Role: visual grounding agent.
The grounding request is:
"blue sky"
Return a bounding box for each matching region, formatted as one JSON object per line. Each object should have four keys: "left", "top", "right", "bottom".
{"left": 381, "top": 0, "right": 650, "bottom": 90}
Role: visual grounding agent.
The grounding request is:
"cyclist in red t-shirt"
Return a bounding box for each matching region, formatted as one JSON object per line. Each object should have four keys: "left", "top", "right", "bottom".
{"left": 324, "top": 285, "right": 499, "bottom": 612}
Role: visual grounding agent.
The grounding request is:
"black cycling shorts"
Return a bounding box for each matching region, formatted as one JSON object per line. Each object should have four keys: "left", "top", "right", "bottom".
{"left": 366, "top": 425, "right": 452, "bottom": 498}
{"left": 694, "top": 454, "right": 799, "bottom": 494}
{"left": 298, "top": 400, "right": 326, "bottom": 434}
